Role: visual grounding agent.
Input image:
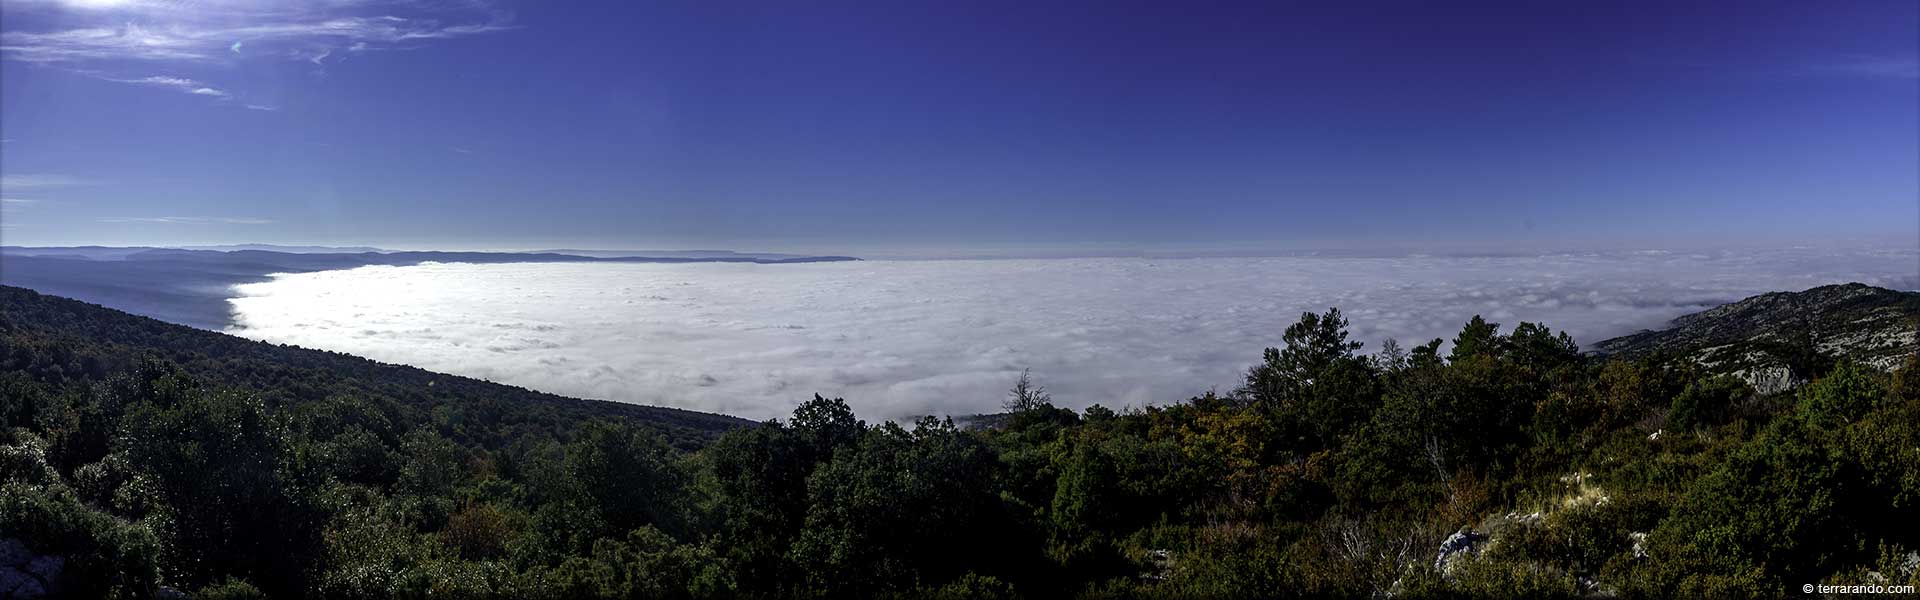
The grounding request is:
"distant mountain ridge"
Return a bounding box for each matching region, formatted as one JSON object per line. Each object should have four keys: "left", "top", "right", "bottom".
{"left": 0, "top": 245, "right": 857, "bottom": 264}
{"left": 1593, "top": 283, "right": 1920, "bottom": 393}
{"left": 531, "top": 248, "right": 815, "bottom": 260}
{"left": 174, "top": 244, "right": 392, "bottom": 254}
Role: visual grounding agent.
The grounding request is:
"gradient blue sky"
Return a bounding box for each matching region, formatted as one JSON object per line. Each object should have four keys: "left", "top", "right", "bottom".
{"left": 1, "top": 0, "right": 1915, "bottom": 255}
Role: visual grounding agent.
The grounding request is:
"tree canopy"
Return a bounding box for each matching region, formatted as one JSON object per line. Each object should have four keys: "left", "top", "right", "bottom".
{"left": 4, "top": 285, "right": 1916, "bottom": 598}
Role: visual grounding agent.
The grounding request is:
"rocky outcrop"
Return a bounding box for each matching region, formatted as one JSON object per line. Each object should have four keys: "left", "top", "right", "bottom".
{"left": 0, "top": 538, "right": 62, "bottom": 599}
{"left": 1433, "top": 529, "right": 1486, "bottom": 574}
{"left": 1593, "top": 283, "right": 1920, "bottom": 391}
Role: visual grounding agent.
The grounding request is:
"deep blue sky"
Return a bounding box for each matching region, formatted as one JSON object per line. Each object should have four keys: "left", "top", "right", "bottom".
{"left": 2, "top": 0, "right": 1915, "bottom": 255}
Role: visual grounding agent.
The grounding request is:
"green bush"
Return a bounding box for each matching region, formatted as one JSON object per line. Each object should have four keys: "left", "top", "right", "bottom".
{"left": 1637, "top": 417, "right": 1867, "bottom": 594}
{"left": 0, "top": 481, "right": 160, "bottom": 599}
{"left": 1798, "top": 360, "right": 1885, "bottom": 425}
{"left": 1668, "top": 375, "right": 1750, "bottom": 432}
{"left": 193, "top": 578, "right": 268, "bottom": 600}
{"left": 5, "top": 287, "right": 1917, "bottom": 600}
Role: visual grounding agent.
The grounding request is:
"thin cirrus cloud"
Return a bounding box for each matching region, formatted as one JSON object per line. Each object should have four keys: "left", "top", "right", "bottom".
{"left": 0, "top": 197, "right": 38, "bottom": 213}
{"left": 1773, "top": 54, "right": 1920, "bottom": 81}
{"left": 98, "top": 74, "right": 230, "bottom": 97}
{"left": 0, "top": 174, "right": 87, "bottom": 189}
{"left": 226, "top": 247, "right": 1920, "bottom": 421}
{"left": 1, "top": 5, "right": 515, "bottom": 63}
{"left": 1814, "top": 55, "right": 1920, "bottom": 80}
{"left": 0, "top": 175, "right": 76, "bottom": 219}
{"left": 100, "top": 216, "right": 275, "bottom": 225}
{"left": 0, "top": 0, "right": 515, "bottom": 104}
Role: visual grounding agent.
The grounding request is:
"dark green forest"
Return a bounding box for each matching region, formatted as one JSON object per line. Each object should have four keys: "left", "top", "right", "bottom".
{"left": 3, "top": 285, "right": 1917, "bottom": 599}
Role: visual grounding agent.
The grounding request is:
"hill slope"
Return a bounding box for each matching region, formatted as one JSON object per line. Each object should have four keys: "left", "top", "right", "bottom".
{"left": 1593, "top": 282, "right": 1920, "bottom": 393}
{"left": 0, "top": 285, "right": 751, "bottom": 449}
{"left": 3, "top": 285, "right": 1917, "bottom": 598}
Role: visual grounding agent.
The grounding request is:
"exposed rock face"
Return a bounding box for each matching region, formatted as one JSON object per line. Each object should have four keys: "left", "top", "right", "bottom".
{"left": 1734, "top": 365, "right": 1800, "bottom": 396}
{"left": 1434, "top": 529, "right": 1486, "bottom": 574}
{"left": 0, "top": 538, "right": 62, "bottom": 599}
{"left": 1593, "top": 283, "right": 1920, "bottom": 391}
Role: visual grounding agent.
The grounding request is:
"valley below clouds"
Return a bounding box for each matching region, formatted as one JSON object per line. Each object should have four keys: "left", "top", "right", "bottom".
{"left": 225, "top": 248, "right": 1919, "bottom": 420}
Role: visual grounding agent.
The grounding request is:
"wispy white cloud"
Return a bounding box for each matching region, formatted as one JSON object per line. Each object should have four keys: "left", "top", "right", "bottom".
{"left": 101, "top": 216, "right": 275, "bottom": 224}
{"left": 0, "top": 197, "right": 38, "bottom": 213}
{"left": 97, "top": 74, "right": 230, "bottom": 97}
{"left": 226, "top": 248, "right": 1920, "bottom": 420}
{"left": 1, "top": 6, "right": 515, "bottom": 65}
{"left": 1798, "top": 54, "right": 1919, "bottom": 80}
{"left": 1, "top": 1, "right": 514, "bottom": 104}
{"left": 0, "top": 24, "right": 212, "bottom": 62}
{"left": 129, "top": 75, "right": 194, "bottom": 86}
{"left": 0, "top": 174, "right": 87, "bottom": 189}
{"left": 244, "top": 103, "right": 278, "bottom": 111}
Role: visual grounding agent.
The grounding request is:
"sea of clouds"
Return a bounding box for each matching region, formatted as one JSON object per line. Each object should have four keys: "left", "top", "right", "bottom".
{"left": 225, "top": 248, "right": 1919, "bottom": 421}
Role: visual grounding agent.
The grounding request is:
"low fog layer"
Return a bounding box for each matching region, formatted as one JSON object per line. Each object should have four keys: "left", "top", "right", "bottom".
{"left": 225, "top": 248, "right": 1919, "bottom": 420}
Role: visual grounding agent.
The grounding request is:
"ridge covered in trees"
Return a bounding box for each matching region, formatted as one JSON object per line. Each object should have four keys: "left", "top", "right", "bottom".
{"left": 4, "top": 284, "right": 1919, "bottom": 598}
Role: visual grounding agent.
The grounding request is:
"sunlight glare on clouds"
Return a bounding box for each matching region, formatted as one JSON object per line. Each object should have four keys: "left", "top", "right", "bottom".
{"left": 62, "top": 0, "right": 132, "bottom": 8}
{"left": 225, "top": 248, "right": 1920, "bottom": 421}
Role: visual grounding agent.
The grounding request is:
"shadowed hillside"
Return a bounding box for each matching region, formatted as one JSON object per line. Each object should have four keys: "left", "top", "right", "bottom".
{"left": 0, "top": 285, "right": 752, "bottom": 449}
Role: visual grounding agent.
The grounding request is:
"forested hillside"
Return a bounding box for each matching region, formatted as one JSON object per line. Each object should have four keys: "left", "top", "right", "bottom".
{"left": 3, "top": 285, "right": 1918, "bottom": 598}
{"left": 0, "top": 286, "right": 750, "bottom": 451}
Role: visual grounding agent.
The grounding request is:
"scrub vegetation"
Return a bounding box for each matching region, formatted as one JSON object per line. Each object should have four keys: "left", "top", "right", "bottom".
{"left": 3, "top": 285, "right": 1917, "bottom": 598}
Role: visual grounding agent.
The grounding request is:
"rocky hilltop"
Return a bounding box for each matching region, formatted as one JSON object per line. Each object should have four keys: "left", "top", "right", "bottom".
{"left": 1593, "top": 283, "right": 1919, "bottom": 393}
